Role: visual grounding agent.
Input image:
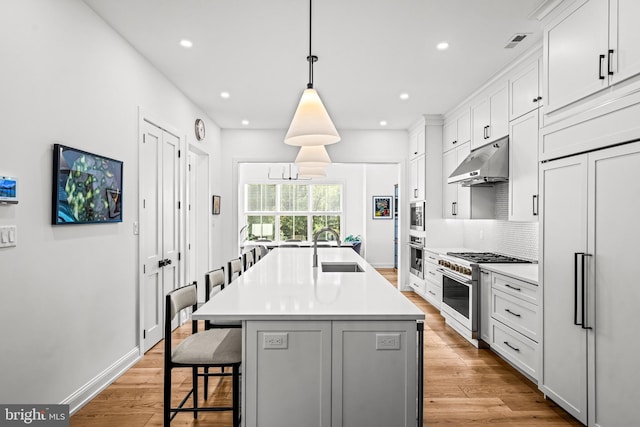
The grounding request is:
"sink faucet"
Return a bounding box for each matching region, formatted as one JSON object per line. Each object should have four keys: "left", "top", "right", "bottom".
{"left": 312, "top": 227, "right": 341, "bottom": 267}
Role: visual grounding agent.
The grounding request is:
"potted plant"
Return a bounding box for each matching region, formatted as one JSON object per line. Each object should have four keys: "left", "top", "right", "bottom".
{"left": 344, "top": 234, "right": 362, "bottom": 254}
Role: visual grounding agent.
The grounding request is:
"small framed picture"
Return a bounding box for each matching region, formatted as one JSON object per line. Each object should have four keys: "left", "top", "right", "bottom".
{"left": 212, "top": 195, "right": 221, "bottom": 215}
{"left": 372, "top": 195, "right": 393, "bottom": 219}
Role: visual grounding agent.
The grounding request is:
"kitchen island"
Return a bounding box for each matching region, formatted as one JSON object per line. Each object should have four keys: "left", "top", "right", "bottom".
{"left": 193, "top": 247, "right": 424, "bottom": 427}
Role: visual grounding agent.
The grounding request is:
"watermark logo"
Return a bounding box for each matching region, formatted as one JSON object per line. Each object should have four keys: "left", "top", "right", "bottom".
{"left": 1, "top": 405, "right": 68, "bottom": 426}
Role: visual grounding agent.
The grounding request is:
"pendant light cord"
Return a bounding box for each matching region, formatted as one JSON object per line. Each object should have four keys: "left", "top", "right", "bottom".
{"left": 307, "top": 0, "right": 317, "bottom": 89}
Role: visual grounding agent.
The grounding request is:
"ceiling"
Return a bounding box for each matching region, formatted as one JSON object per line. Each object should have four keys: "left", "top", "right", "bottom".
{"left": 82, "top": 0, "right": 545, "bottom": 131}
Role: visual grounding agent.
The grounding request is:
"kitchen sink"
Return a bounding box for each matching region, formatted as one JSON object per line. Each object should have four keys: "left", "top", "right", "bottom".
{"left": 321, "top": 262, "right": 364, "bottom": 272}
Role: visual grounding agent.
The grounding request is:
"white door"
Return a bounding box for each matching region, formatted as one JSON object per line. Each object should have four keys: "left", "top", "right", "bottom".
{"left": 540, "top": 154, "right": 588, "bottom": 424}
{"left": 588, "top": 142, "right": 640, "bottom": 426}
{"left": 140, "top": 119, "right": 180, "bottom": 352}
{"left": 509, "top": 110, "right": 539, "bottom": 221}
{"left": 609, "top": 0, "right": 640, "bottom": 85}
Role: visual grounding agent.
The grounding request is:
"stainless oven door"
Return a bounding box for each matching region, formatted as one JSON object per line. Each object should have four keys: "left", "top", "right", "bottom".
{"left": 408, "top": 244, "right": 424, "bottom": 278}
{"left": 410, "top": 202, "right": 425, "bottom": 231}
{"left": 439, "top": 269, "right": 474, "bottom": 331}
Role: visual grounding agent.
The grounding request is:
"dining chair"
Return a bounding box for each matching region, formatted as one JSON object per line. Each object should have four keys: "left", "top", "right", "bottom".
{"left": 227, "top": 258, "right": 242, "bottom": 284}
{"left": 242, "top": 250, "right": 255, "bottom": 271}
{"left": 163, "top": 283, "right": 241, "bottom": 427}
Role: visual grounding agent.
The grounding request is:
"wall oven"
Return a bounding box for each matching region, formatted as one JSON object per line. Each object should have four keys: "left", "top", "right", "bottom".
{"left": 410, "top": 201, "right": 425, "bottom": 231}
{"left": 440, "top": 267, "right": 476, "bottom": 333}
{"left": 408, "top": 235, "right": 425, "bottom": 278}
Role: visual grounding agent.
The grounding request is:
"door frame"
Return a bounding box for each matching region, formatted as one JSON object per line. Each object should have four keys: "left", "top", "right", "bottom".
{"left": 137, "top": 108, "right": 186, "bottom": 355}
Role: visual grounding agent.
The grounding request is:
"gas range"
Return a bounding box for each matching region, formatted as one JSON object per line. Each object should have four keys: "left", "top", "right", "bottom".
{"left": 438, "top": 252, "right": 533, "bottom": 278}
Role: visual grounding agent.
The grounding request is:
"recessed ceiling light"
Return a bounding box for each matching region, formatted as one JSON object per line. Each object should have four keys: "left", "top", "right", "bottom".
{"left": 179, "top": 39, "right": 193, "bottom": 48}
{"left": 241, "top": 120, "right": 250, "bottom": 126}
{"left": 437, "top": 42, "right": 449, "bottom": 51}
{"left": 399, "top": 93, "right": 409, "bottom": 100}
{"left": 379, "top": 120, "right": 388, "bottom": 127}
{"left": 220, "top": 91, "right": 230, "bottom": 99}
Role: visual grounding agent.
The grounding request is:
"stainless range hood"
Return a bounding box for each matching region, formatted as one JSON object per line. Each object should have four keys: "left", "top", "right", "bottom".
{"left": 448, "top": 137, "right": 509, "bottom": 186}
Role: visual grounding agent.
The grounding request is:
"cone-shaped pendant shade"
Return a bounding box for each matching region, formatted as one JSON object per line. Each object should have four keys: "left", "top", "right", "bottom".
{"left": 298, "top": 166, "right": 327, "bottom": 178}
{"left": 294, "top": 145, "right": 331, "bottom": 167}
{"left": 284, "top": 88, "right": 340, "bottom": 146}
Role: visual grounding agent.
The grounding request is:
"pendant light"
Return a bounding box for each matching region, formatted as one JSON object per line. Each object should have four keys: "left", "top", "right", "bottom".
{"left": 284, "top": 0, "right": 340, "bottom": 147}
{"left": 298, "top": 166, "right": 327, "bottom": 178}
{"left": 294, "top": 145, "right": 331, "bottom": 167}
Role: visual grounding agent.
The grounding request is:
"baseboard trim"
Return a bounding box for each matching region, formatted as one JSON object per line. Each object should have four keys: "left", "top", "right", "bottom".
{"left": 62, "top": 347, "right": 140, "bottom": 415}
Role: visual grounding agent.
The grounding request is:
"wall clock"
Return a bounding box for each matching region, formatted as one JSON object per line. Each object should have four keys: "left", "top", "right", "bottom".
{"left": 194, "top": 118, "right": 205, "bottom": 141}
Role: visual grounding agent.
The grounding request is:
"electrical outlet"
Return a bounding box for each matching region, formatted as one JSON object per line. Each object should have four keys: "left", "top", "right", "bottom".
{"left": 263, "top": 333, "right": 288, "bottom": 349}
{"left": 376, "top": 333, "right": 400, "bottom": 350}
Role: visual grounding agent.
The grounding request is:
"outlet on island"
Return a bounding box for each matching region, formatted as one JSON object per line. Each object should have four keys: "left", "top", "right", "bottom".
{"left": 263, "top": 332, "right": 288, "bottom": 349}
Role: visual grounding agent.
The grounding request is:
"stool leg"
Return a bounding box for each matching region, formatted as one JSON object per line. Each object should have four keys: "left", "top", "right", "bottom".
{"left": 164, "top": 366, "right": 171, "bottom": 426}
{"left": 232, "top": 364, "right": 240, "bottom": 427}
{"left": 204, "top": 367, "right": 209, "bottom": 400}
{"left": 192, "top": 367, "right": 198, "bottom": 419}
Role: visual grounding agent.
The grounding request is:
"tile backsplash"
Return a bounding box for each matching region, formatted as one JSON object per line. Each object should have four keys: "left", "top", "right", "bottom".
{"left": 463, "top": 183, "right": 539, "bottom": 260}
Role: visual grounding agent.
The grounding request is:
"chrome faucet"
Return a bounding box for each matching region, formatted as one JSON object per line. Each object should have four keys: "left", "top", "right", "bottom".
{"left": 312, "top": 227, "right": 341, "bottom": 267}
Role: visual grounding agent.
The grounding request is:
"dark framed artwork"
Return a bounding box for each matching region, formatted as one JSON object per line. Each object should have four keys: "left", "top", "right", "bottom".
{"left": 372, "top": 195, "right": 393, "bottom": 219}
{"left": 212, "top": 195, "right": 221, "bottom": 215}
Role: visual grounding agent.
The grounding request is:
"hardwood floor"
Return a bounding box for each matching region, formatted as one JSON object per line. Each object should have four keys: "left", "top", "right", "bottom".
{"left": 71, "top": 269, "right": 581, "bottom": 426}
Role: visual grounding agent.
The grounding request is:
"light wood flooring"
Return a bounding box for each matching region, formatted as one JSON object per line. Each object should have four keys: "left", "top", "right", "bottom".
{"left": 71, "top": 268, "right": 581, "bottom": 426}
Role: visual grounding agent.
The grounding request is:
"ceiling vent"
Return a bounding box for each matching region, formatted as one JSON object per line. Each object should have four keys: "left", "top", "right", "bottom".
{"left": 504, "top": 33, "right": 530, "bottom": 49}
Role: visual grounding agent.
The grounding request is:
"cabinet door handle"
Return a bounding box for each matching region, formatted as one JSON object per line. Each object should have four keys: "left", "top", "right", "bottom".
{"left": 428, "top": 290, "right": 436, "bottom": 296}
{"left": 574, "top": 252, "right": 583, "bottom": 326}
{"left": 599, "top": 54, "right": 606, "bottom": 80}
{"left": 505, "top": 308, "right": 521, "bottom": 318}
{"left": 452, "top": 202, "right": 457, "bottom": 216}
{"left": 428, "top": 271, "right": 436, "bottom": 276}
{"left": 532, "top": 97, "right": 538, "bottom": 103}
{"left": 581, "top": 253, "right": 593, "bottom": 330}
{"left": 504, "top": 341, "right": 520, "bottom": 352}
{"left": 532, "top": 194, "right": 538, "bottom": 216}
{"left": 452, "top": 140, "right": 457, "bottom": 145}
{"left": 607, "top": 49, "right": 614, "bottom": 76}
{"left": 505, "top": 284, "right": 521, "bottom": 292}
{"left": 414, "top": 189, "right": 418, "bottom": 198}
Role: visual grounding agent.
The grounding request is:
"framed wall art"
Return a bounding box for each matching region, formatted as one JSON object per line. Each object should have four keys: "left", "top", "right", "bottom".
{"left": 372, "top": 195, "right": 393, "bottom": 219}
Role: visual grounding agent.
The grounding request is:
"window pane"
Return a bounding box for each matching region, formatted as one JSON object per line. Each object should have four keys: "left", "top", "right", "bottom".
{"left": 246, "top": 215, "right": 275, "bottom": 240}
{"left": 246, "top": 184, "right": 276, "bottom": 211}
{"left": 280, "top": 184, "right": 308, "bottom": 211}
{"left": 280, "top": 215, "right": 308, "bottom": 240}
{"left": 311, "top": 184, "right": 341, "bottom": 211}
{"left": 312, "top": 215, "right": 341, "bottom": 240}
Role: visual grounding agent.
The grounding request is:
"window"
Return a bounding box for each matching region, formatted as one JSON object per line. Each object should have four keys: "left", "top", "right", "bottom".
{"left": 244, "top": 183, "right": 343, "bottom": 242}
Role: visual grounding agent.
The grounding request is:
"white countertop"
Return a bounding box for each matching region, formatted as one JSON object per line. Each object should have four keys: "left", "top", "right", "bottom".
{"left": 478, "top": 263, "right": 539, "bottom": 285}
{"left": 193, "top": 247, "right": 425, "bottom": 321}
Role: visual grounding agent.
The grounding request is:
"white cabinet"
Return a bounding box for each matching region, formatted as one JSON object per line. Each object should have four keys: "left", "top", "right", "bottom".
{"left": 332, "top": 321, "right": 418, "bottom": 427}
{"left": 479, "top": 269, "right": 492, "bottom": 343}
{"left": 424, "top": 250, "right": 442, "bottom": 309}
{"left": 490, "top": 272, "right": 539, "bottom": 381}
{"left": 443, "top": 109, "right": 471, "bottom": 153}
{"left": 409, "top": 124, "right": 426, "bottom": 159}
{"left": 409, "top": 156, "right": 425, "bottom": 201}
{"left": 408, "top": 273, "right": 425, "bottom": 296}
{"left": 246, "top": 319, "right": 419, "bottom": 427}
{"left": 509, "top": 57, "right": 542, "bottom": 121}
{"left": 471, "top": 83, "right": 509, "bottom": 150}
{"left": 544, "top": 0, "right": 640, "bottom": 114}
{"left": 508, "top": 110, "right": 539, "bottom": 221}
{"left": 442, "top": 142, "right": 470, "bottom": 219}
{"left": 540, "top": 141, "right": 640, "bottom": 425}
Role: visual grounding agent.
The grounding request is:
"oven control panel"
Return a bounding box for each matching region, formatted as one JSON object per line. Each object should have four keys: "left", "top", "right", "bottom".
{"left": 438, "top": 259, "right": 472, "bottom": 276}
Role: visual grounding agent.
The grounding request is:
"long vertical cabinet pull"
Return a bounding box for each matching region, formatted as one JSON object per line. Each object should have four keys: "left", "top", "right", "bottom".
{"left": 581, "top": 253, "right": 593, "bottom": 330}
{"left": 574, "top": 252, "right": 583, "bottom": 326}
{"left": 532, "top": 195, "right": 539, "bottom": 216}
{"left": 607, "top": 49, "right": 614, "bottom": 76}
{"left": 599, "top": 54, "right": 606, "bottom": 80}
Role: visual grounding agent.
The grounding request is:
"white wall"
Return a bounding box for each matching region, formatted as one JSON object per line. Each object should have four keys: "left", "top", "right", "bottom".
{"left": 364, "top": 164, "right": 398, "bottom": 267}
{"left": 221, "top": 129, "right": 409, "bottom": 269}
{"left": 0, "top": 0, "right": 223, "bottom": 409}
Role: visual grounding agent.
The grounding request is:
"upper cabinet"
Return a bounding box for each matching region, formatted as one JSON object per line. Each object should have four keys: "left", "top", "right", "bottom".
{"left": 442, "top": 142, "right": 470, "bottom": 219}
{"left": 544, "top": 0, "right": 640, "bottom": 114}
{"left": 509, "top": 110, "right": 539, "bottom": 222}
{"left": 510, "top": 57, "right": 542, "bottom": 121}
{"left": 471, "top": 82, "right": 509, "bottom": 150}
{"left": 443, "top": 108, "right": 471, "bottom": 153}
{"left": 409, "top": 125, "right": 426, "bottom": 159}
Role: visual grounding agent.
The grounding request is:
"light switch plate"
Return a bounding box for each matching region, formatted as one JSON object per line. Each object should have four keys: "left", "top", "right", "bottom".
{"left": 376, "top": 333, "right": 401, "bottom": 350}
{"left": 0, "top": 225, "right": 16, "bottom": 248}
{"left": 263, "top": 333, "right": 288, "bottom": 349}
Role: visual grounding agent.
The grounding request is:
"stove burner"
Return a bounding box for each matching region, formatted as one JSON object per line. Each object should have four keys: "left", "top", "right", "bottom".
{"left": 446, "top": 252, "right": 533, "bottom": 264}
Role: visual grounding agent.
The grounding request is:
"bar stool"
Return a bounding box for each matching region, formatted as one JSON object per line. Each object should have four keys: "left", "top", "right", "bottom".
{"left": 227, "top": 258, "right": 242, "bottom": 284}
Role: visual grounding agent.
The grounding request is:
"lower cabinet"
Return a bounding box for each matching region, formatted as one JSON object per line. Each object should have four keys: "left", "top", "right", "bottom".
{"left": 245, "top": 320, "right": 418, "bottom": 427}
{"left": 479, "top": 270, "right": 493, "bottom": 343}
{"left": 488, "top": 272, "right": 539, "bottom": 382}
{"left": 424, "top": 252, "right": 442, "bottom": 309}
